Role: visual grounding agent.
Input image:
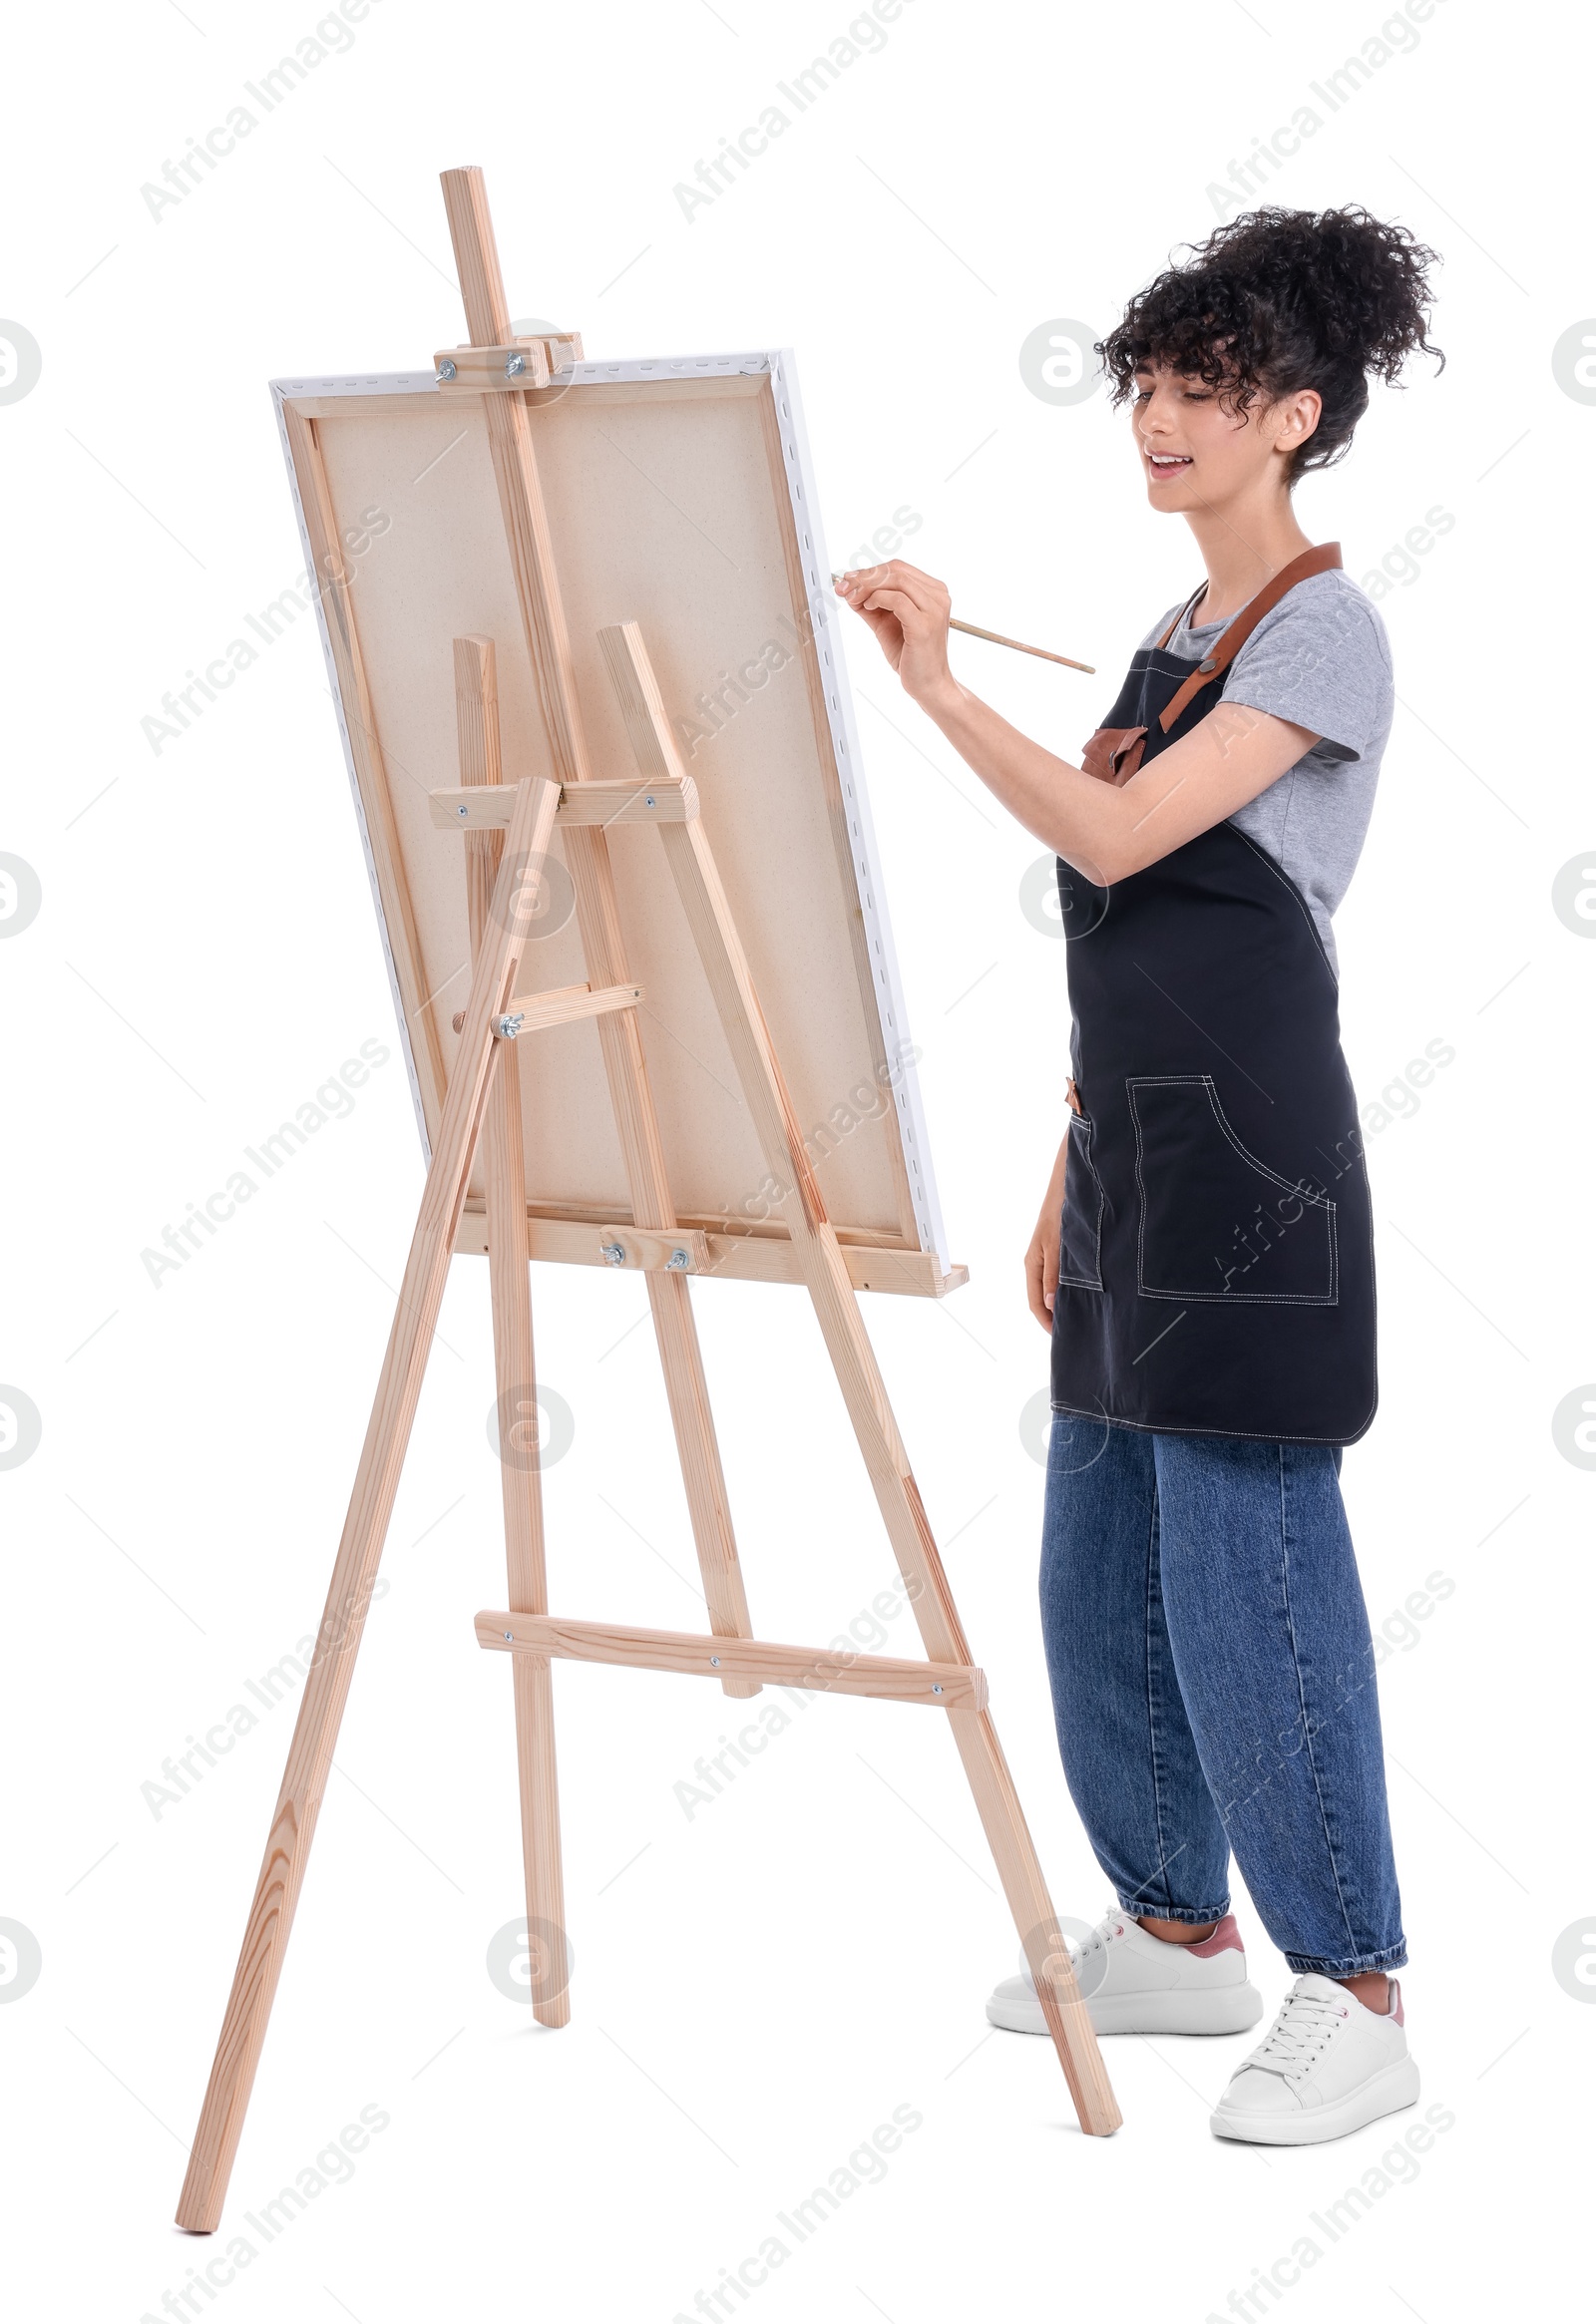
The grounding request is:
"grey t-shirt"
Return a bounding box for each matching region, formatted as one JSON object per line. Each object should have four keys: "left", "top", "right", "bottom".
{"left": 1138, "top": 567, "right": 1393, "bottom": 973}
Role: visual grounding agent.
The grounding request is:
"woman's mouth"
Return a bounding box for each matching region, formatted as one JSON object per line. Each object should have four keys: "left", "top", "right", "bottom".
{"left": 1145, "top": 451, "right": 1193, "bottom": 481}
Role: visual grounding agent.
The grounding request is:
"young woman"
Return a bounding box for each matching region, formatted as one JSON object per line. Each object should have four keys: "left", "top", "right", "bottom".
{"left": 837, "top": 207, "right": 1441, "bottom": 2146}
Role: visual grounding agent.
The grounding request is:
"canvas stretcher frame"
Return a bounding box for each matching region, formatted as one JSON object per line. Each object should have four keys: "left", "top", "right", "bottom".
{"left": 269, "top": 325, "right": 960, "bottom": 1298}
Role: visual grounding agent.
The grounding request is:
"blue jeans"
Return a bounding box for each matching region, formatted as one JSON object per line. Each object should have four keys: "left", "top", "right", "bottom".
{"left": 1040, "top": 1414, "right": 1406, "bottom": 1977}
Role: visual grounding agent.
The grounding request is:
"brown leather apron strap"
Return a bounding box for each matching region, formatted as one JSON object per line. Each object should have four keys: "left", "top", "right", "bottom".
{"left": 1155, "top": 580, "right": 1210, "bottom": 652}
{"left": 1155, "top": 541, "right": 1343, "bottom": 734}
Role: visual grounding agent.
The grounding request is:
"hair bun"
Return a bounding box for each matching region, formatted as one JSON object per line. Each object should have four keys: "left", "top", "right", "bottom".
{"left": 1098, "top": 205, "right": 1442, "bottom": 478}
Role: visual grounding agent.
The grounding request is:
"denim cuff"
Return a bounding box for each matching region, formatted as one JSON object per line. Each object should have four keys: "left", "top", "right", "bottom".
{"left": 1284, "top": 1938, "right": 1408, "bottom": 1977}
{"left": 1116, "top": 1896, "right": 1231, "bottom": 1927}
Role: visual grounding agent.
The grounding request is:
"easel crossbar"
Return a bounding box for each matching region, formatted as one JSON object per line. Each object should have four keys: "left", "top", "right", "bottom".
{"left": 476, "top": 1611, "right": 987, "bottom": 1709}
{"left": 500, "top": 980, "right": 641, "bottom": 1031}
{"left": 429, "top": 776, "right": 697, "bottom": 831}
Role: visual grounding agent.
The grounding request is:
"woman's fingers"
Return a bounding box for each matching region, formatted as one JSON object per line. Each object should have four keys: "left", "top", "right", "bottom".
{"left": 836, "top": 564, "right": 954, "bottom": 702}
{"left": 858, "top": 585, "right": 935, "bottom": 632}
{"left": 1024, "top": 1225, "right": 1056, "bottom": 1332}
{"left": 839, "top": 562, "right": 950, "bottom": 617}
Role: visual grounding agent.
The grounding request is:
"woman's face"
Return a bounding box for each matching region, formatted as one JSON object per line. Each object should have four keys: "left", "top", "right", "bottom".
{"left": 1131, "top": 359, "right": 1318, "bottom": 513}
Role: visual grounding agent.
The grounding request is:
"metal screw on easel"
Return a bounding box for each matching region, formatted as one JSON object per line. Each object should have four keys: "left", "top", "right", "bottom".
{"left": 494, "top": 1011, "right": 526, "bottom": 1040}
{"left": 504, "top": 1630, "right": 513, "bottom": 1642}
{"left": 666, "top": 1248, "right": 691, "bottom": 1271}
{"left": 436, "top": 357, "right": 457, "bottom": 382}
{"left": 709, "top": 1655, "right": 720, "bottom": 1667}
{"left": 600, "top": 1241, "right": 626, "bottom": 1267}
{"left": 505, "top": 352, "right": 527, "bottom": 378}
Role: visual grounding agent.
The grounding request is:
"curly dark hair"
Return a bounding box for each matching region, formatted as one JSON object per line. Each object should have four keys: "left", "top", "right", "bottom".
{"left": 1097, "top": 206, "right": 1443, "bottom": 479}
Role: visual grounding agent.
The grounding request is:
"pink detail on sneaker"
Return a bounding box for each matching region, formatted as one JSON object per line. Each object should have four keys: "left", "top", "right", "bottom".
{"left": 1186, "top": 1913, "right": 1244, "bottom": 1959}
{"left": 1390, "top": 1978, "right": 1404, "bottom": 2025}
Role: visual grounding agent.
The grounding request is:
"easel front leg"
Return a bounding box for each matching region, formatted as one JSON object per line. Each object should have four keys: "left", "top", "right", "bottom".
{"left": 673, "top": 820, "right": 1118, "bottom": 2132}
{"left": 458, "top": 637, "right": 570, "bottom": 2025}
{"left": 597, "top": 623, "right": 1119, "bottom": 2134}
{"left": 947, "top": 1707, "right": 1116, "bottom": 2126}
{"left": 177, "top": 776, "right": 563, "bottom": 2231}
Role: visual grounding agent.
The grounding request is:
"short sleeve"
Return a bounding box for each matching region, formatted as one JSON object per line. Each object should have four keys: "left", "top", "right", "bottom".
{"left": 1220, "top": 578, "right": 1393, "bottom": 764}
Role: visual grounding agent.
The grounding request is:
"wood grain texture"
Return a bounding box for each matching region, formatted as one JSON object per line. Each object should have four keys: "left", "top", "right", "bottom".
{"left": 476, "top": 1612, "right": 985, "bottom": 1709}
{"left": 460, "top": 641, "right": 571, "bottom": 2031}
{"left": 500, "top": 980, "right": 641, "bottom": 1030}
{"left": 434, "top": 340, "right": 552, "bottom": 392}
{"left": 175, "top": 776, "right": 562, "bottom": 2232}
{"left": 948, "top": 1703, "right": 1120, "bottom": 2132}
{"left": 441, "top": 166, "right": 761, "bottom": 1702}
{"left": 587, "top": 1224, "right": 710, "bottom": 1273}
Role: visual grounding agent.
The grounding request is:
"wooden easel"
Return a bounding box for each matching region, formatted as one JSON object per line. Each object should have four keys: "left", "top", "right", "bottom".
{"left": 176, "top": 170, "right": 1118, "bottom": 2231}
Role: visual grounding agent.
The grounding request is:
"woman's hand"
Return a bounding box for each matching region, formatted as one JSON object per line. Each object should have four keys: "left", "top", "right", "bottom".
{"left": 834, "top": 562, "right": 957, "bottom": 707}
{"left": 1025, "top": 1132, "right": 1070, "bottom": 1333}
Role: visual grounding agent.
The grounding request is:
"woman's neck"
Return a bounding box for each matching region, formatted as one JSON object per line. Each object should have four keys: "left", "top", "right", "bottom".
{"left": 1185, "top": 497, "right": 1313, "bottom": 625}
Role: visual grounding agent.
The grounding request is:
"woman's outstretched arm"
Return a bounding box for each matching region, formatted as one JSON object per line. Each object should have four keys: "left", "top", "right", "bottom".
{"left": 836, "top": 561, "right": 1318, "bottom": 886}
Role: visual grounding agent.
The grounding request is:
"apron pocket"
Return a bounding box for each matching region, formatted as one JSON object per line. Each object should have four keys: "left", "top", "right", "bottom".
{"left": 1127, "top": 1074, "right": 1338, "bottom": 1304}
{"left": 1058, "top": 1111, "right": 1105, "bottom": 1290}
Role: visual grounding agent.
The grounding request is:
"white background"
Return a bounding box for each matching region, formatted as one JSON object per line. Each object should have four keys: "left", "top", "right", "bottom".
{"left": 1, "top": 2, "right": 1588, "bottom": 2317}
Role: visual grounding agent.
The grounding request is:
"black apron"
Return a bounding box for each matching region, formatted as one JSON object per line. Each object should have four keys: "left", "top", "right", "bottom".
{"left": 1049, "top": 543, "right": 1377, "bottom": 1446}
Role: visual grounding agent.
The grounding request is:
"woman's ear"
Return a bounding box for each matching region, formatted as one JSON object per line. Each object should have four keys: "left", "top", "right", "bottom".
{"left": 1273, "top": 386, "right": 1323, "bottom": 456}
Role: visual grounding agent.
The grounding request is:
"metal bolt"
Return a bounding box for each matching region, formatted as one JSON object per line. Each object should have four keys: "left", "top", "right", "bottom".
{"left": 644, "top": 794, "right": 655, "bottom": 808}
{"left": 457, "top": 803, "right": 469, "bottom": 818}
{"left": 709, "top": 1655, "right": 720, "bottom": 1667}
{"left": 932, "top": 1683, "right": 944, "bottom": 1695}
{"left": 600, "top": 1241, "right": 626, "bottom": 1266}
{"left": 666, "top": 1247, "right": 690, "bottom": 1271}
{"left": 506, "top": 352, "right": 527, "bottom": 378}
{"left": 437, "top": 358, "right": 457, "bottom": 382}
{"left": 504, "top": 1629, "right": 513, "bottom": 1642}
{"left": 494, "top": 1011, "right": 526, "bottom": 1040}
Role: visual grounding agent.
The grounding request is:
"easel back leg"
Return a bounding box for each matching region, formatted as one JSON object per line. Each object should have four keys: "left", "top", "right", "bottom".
{"left": 460, "top": 636, "right": 572, "bottom": 2026}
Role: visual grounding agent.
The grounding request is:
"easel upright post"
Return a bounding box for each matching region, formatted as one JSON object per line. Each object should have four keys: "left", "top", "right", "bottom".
{"left": 438, "top": 163, "right": 760, "bottom": 1702}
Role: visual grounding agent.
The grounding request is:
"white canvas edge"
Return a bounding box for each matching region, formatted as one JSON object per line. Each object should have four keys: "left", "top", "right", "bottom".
{"left": 761, "top": 349, "right": 950, "bottom": 1269}
{"left": 269, "top": 371, "right": 436, "bottom": 1165}
{"left": 268, "top": 351, "right": 951, "bottom": 1269}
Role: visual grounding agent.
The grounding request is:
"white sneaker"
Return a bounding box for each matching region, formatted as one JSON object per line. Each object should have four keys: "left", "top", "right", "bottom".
{"left": 1210, "top": 1972, "right": 1419, "bottom": 2144}
{"left": 987, "top": 1908, "right": 1265, "bottom": 2037}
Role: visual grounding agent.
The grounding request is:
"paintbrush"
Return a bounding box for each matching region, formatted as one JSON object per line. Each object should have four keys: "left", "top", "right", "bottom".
{"left": 831, "top": 572, "right": 1093, "bottom": 674}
